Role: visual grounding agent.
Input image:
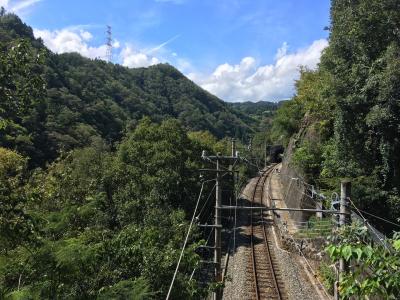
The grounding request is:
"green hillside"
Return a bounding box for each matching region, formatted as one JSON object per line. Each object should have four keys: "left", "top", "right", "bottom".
{"left": 0, "top": 13, "right": 253, "bottom": 166}
{"left": 229, "top": 100, "right": 281, "bottom": 117}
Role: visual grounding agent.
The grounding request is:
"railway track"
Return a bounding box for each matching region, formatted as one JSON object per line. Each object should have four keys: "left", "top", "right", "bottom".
{"left": 249, "top": 166, "right": 286, "bottom": 300}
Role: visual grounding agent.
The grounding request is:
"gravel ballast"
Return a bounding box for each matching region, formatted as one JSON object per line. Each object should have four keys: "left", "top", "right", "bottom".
{"left": 222, "top": 170, "right": 329, "bottom": 300}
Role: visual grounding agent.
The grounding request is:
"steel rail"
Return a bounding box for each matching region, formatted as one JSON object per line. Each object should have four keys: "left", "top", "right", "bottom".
{"left": 262, "top": 166, "right": 283, "bottom": 300}
{"left": 250, "top": 171, "right": 264, "bottom": 300}
{"left": 250, "top": 165, "right": 282, "bottom": 300}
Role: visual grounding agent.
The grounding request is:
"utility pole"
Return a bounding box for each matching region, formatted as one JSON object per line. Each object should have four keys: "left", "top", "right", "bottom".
{"left": 230, "top": 138, "right": 236, "bottom": 221}
{"left": 335, "top": 179, "right": 351, "bottom": 300}
{"left": 201, "top": 141, "right": 238, "bottom": 300}
{"left": 214, "top": 156, "right": 222, "bottom": 300}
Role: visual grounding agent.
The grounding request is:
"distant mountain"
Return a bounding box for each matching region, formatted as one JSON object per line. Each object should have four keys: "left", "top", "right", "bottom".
{"left": 229, "top": 101, "right": 284, "bottom": 131}
{"left": 229, "top": 101, "right": 282, "bottom": 116}
{"left": 0, "top": 13, "right": 254, "bottom": 165}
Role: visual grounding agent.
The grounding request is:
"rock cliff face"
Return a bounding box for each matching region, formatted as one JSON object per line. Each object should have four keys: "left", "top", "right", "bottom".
{"left": 279, "top": 114, "right": 318, "bottom": 224}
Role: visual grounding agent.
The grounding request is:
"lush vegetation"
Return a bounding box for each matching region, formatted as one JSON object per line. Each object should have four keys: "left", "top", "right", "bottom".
{"left": 267, "top": 0, "right": 400, "bottom": 298}
{"left": 0, "top": 13, "right": 254, "bottom": 169}
{"left": 326, "top": 224, "right": 400, "bottom": 299}
{"left": 0, "top": 11, "right": 260, "bottom": 299}
{"left": 3, "top": 0, "right": 400, "bottom": 298}
{"left": 270, "top": 0, "right": 400, "bottom": 233}
{"left": 1, "top": 115, "right": 220, "bottom": 298}
{"left": 228, "top": 101, "right": 283, "bottom": 162}
{"left": 229, "top": 100, "right": 280, "bottom": 130}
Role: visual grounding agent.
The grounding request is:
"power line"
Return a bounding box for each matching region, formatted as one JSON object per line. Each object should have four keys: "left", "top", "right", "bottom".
{"left": 196, "top": 183, "right": 216, "bottom": 220}
{"left": 190, "top": 226, "right": 215, "bottom": 281}
{"left": 166, "top": 180, "right": 209, "bottom": 300}
{"left": 351, "top": 205, "right": 400, "bottom": 229}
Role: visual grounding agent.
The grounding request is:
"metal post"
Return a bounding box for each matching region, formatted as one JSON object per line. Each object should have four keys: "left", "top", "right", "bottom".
{"left": 316, "top": 198, "right": 323, "bottom": 219}
{"left": 336, "top": 180, "right": 351, "bottom": 300}
{"left": 334, "top": 271, "right": 340, "bottom": 300}
{"left": 339, "top": 180, "right": 351, "bottom": 229}
{"left": 230, "top": 139, "right": 236, "bottom": 222}
{"left": 231, "top": 138, "right": 236, "bottom": 158}
{"left": 264, "top": 141, "right": 267, "bottom": 168}
{"left": 213, "top": 157, "right": 222, "bottom": 300}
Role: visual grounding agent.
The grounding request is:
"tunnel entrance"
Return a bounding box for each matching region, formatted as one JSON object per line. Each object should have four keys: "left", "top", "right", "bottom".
{"left": 269, "top": 145, "right": 284, "bottom": 163}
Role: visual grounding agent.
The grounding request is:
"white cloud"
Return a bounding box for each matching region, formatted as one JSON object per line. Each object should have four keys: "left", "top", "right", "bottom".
{"left": 112, "top": 40, "right": 120, "bottom": 48}
{"left": 33, "top": 28, "right": 110, "bottom": 60}
{"left": 120, "top": 45, "right": 160, "bottom": 68}
{"left": 189, "top": 39, "right": 328, "bottom": 102}
{"left": 0, "top": 0, "right": 9, "bottom": 8}
{"left": 34, "top": 25, "right": 179, "bottom": 68}
{"left": 80, "top": 30, "right": 92, "bottom": 41}
{"left": 118, "top": 35, "right": 180, "bottom": 68}
{"left": 10, "top": 0, "right": 40, "bottom": 12}
{"left": 1, "top": 0, "right": 41, "bottom": 14}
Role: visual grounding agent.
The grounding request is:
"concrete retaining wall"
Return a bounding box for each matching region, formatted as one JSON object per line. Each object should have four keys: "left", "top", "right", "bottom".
{"left": 280, "top": 119, "right": 317, "bottom": 225}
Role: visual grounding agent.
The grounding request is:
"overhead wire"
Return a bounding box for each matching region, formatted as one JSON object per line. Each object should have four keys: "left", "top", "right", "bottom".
{"left": 166, "top": 179, "right": 211, "bottom": 300}
{"left": 350, "top": 204, "right": 400, "bottom": 229}
{"left": 196, "top": 182, "right": 216, "bottom": 220}
{"left": 347, "top": 197, "right": 392, "bottom": 251}
{"left": 190, "top": 226, "right": 215, "bottom": 281}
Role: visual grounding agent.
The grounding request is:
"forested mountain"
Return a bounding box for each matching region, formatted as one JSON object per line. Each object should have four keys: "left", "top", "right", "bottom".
{"left": 2, "top": 1, "right": 399, "bottom": 298}
{"left": 0, "top": 12, "right": 255, "bottom": 299}
{"left": 0, "top": 13, "right": 252, "bottom": 167}
{"left": 230, "top": 100, "right": 281, "bottom": 117}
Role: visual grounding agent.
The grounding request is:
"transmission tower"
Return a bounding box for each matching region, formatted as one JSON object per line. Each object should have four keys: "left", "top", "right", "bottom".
{"left": 105, "top": 25, "right": 112, "bottom": 62}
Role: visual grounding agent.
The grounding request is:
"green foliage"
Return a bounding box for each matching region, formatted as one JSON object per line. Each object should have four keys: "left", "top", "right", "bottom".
{"left": 294, "top": 217, "right": 333, "bottom": 239}
{"left": 188, "top": 131, "right": 218, "bottom": 153}
{"left": 0, "top": 119, "right": 210, "bottom": 299}
{"left": 269, "top": 68, "right": 334, "bottom": 145}
{"left": 229, "top": 101, "right": 280, "bottom": 117}
{"left": 0, "top": 13, "right": 253, "bottom": 168}
{"left": 319, "top": 0, "right": 400, "bottom": 204}
{"left": 0, "top": 37, "right": 46, "bottom": 163}
{"left": 318, "top": 262, "right": 335, "bottom": 295}
{"left": 98, "top": 278, "right": 153, "bottom": 300}
{"left": 270, "top": 99, "right": 304, "bottom": 145}
{"left": 229, "top": 101, "right": 280, "bottom": 132}
{"left": 325, "top": 224, "right": 400, "bottom": 299}
{"left": 0, "top": 147, "right": 36, "bottom": 252}
{"left": 295, "top": 68, "right": 334, "bottom": 123}
{"left": 271, "top": 0, "right": 400, "bottom": 233}
{"left": 0, "top": 14, "right": 252, "bottom": 298}
{"left": 292, "top": 141, "right": 323, "bottom": 180}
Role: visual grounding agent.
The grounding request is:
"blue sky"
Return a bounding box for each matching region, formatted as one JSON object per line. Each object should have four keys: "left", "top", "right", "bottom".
{"left": 1, "top": 0, "right": 331, "bottom": 102}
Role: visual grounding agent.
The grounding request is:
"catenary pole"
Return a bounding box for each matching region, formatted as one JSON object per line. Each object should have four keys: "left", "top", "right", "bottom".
{"left": 213, "top": 156, "right": 222, "bottom": 300}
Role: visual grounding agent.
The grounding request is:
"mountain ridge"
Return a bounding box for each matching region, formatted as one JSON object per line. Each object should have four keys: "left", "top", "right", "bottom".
{"left": 0, "top": 13, "right": 257, "bottom": 165}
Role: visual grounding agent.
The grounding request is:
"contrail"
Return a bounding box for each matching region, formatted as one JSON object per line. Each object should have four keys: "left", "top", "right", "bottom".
{"left": 10, "top": 0, "right": 41, "bottom": 13}
{"left": 147, "top": 34, "right": 180, "bottom": 54}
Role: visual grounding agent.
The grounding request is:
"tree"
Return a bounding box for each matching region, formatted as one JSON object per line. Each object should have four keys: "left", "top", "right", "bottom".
{"left": 0, "top": 148, "right": 35, "bottom": 253}
{"left": 326, "top": 224, "right": 400, "bottom": 298}
{"left": 0, "top": 38, "right": 46, "bottom": 163}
